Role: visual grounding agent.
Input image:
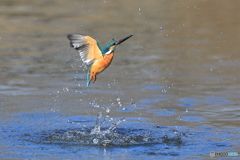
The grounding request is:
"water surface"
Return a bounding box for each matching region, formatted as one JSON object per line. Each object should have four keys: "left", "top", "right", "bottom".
{"left": 1, "top": 0, "right": 240, "bottom": 159}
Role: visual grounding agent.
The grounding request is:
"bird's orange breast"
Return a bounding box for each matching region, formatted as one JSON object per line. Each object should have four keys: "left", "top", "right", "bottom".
{"left": 93, "top": 53, "right": 114, "bottom": 73}
{"left": 89, "top": 53, "right": 114, "bottom": 82}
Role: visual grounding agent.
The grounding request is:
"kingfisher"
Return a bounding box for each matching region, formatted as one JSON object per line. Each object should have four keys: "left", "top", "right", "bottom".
{"left": 67, "top": 33, "right": 133, "bottom": 87}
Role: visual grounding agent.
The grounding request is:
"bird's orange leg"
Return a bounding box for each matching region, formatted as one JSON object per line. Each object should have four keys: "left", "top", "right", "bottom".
{"left": 90, "top": 72, "right": 96, "bottom": 83}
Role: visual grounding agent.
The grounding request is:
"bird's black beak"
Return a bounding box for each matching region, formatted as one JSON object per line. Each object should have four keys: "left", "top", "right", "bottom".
{"left": 115, "top": 34, "right": 133, "bottom": 45}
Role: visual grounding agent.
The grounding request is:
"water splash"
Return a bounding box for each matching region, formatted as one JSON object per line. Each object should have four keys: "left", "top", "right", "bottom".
{"left": 34, "top": 125, "right": 185, "bottom": 147}
{"left": 29, "top": 107, "right": 185, "bottom": 147}
{"left": 89, "top": 107, "right": 126, "bottom": 136}
{"left": 24, "top": 99, "right": 185, "bottom": 147}
{"left": 40, "top": 110, "right": 129, "bottom": 146}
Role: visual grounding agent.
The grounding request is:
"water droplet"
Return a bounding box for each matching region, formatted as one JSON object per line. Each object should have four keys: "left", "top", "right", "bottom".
{"left": 162, "top": 89, "right": 167, "bottom": 93}
{"left": 118, "top": 101, "right": 122, "bottom": 107}
{"left": 116, "top": 97, "right": 120, "bottom": 102}
{"left": 93, "top": 138, "right": 99, "bottom": 144}
{"left": 173, "top": 130, "right": 178, "bottom": 134}
{"left": 90, "top": 100, "right": 100, "bottom": 108}
{"left": 143, "top": 137, "right": 148, "bottom": 142}
{"left": 131, "top": 102, "right": 137, "bottom": 107}
{"left": 101, "top": 140, "right": 111, "bottom": 145}
{"left": 106, "top": 108, "right": 110, "bottom": 113}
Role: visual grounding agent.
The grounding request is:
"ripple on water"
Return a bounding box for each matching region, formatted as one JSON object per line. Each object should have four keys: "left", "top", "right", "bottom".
{"left": 178, "top": 97, "right": 199, "bottom": 107}
{"left": 145, "top": 85, "right": 163, "bottom": 90}
{"left": 181, "top": 116, "right": 205, "bottom": 122}
{"left": 148, "top": 109, "right": 176, "bottom": 116}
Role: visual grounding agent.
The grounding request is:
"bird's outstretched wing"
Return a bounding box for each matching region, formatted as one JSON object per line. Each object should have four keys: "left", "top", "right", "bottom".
{"left": 67, "top": 34, "right": 103, "bottom": 66}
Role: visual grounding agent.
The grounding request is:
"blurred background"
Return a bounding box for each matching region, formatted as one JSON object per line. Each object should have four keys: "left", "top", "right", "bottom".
{"left": 0, "top": 0, "right": 240, "bottom": 159}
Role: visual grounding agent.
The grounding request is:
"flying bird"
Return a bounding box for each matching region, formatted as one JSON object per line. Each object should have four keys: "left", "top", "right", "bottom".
{"left": 67, "top": 33, "right": 133, "bottom": 87}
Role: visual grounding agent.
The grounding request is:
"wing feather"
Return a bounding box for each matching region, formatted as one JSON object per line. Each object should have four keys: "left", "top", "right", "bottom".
{"left": 67, "top": 34, "right": 103, "bottom": 66}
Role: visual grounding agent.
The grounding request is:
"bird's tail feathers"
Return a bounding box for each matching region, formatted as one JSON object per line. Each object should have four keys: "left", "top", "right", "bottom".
{"left": 86, "top": 69, "right": 91, "bottom": 87}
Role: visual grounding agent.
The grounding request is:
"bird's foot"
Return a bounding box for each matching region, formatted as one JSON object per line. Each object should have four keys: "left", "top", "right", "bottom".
{"left": 91, "top": 76, "right": 96, "bottom": 83}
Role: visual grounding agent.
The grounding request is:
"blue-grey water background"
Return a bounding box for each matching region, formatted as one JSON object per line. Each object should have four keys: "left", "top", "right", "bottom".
{"left": 1, "top": 0, "right": 240, "bottom": 159}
